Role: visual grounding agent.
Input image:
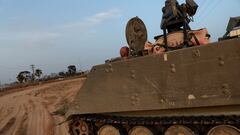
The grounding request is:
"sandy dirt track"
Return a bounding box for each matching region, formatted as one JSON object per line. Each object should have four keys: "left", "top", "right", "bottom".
{"left": 0, "top": 78, "right": 85, "bottom": 135}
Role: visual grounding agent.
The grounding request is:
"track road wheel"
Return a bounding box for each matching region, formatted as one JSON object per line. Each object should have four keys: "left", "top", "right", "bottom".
{"left": 164, "top": 125, "right": 195, "bottom": 135}
{"left": 207, "top": 125, "right": 240, "bottom": 135}
{"left": 98, "top": 125, "right": 122, "bottom": 135}
{"left": 71, "top": 120, "right": 89, "bottom": 135}
{"left": 128, "top": 126, "right": 154, "bottom": 135}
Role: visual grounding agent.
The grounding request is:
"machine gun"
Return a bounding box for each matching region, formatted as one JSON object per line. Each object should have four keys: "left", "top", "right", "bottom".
{"left": 161, "top": 0, "right": 198, "bottom": 50}
{"left": 125, "top": 0, "right": 199, "bottom": 56}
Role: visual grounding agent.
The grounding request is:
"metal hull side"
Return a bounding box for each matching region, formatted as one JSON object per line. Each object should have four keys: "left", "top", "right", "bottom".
{"left": 67, "top": 39, "right": 240, "bottom": 117}
{"left": 110, "top": 105, "right": 240, "bottom": 117}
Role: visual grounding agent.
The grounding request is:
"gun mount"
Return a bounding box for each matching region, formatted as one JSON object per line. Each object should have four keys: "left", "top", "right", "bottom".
{"left": 125, "top": 0, "right": 209, "bottom": 58}
{"left": 161, "top": 0, "right": 198, "bottom": 32}
{"left": 161, "top": 0, "right": 198, "bottom": 50}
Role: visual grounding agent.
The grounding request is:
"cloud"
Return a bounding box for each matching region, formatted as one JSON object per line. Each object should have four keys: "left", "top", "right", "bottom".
{"left": 0, "top": 8, "right": 121, "bottom": 48}
{"left": 0, "top": 32, "right": 60, "bottom": 47}
{"left": 63, "top": 8, "right": 121, "bottom": 29}
{"left": 1, "top": 32, "right": 59, "bottom": 40}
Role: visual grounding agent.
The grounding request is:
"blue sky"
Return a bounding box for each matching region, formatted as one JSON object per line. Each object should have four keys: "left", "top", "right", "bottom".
{"left": 0, "top": 0, "right": 240, "bottom": 83}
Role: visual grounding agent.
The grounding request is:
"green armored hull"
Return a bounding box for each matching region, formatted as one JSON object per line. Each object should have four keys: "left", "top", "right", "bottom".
{"left": 67, "top": 38, "right": 240, "bottom": 135}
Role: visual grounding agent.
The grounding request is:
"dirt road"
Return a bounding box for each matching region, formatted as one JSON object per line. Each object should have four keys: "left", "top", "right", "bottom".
{"left": 0, "top": 78, "right": 85, "bottom": 135}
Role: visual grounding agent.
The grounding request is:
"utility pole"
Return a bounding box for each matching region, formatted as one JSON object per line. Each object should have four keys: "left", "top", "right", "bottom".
{"left": 30, "top": 64, "right": 35, "bottom": 81}
{"left": 79, "top": 58, "right": 82, "bottom": 73}
{"left": 0, "top": 80, "right": 2, "bottom": 91}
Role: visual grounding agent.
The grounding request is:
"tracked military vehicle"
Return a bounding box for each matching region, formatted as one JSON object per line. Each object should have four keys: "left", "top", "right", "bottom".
{"left": 67, "top": 0, "right": 240, "bottom": 135}
{"left": 220, "top": 16, "right": 240, "bottom": 41}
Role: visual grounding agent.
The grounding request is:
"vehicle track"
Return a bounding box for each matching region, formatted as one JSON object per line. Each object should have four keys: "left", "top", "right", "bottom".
{"left": 0, "top": 78, "right": 85, "bottom": 135}
{"left": 69, "top": 114, "right": 240, "bottom": 135}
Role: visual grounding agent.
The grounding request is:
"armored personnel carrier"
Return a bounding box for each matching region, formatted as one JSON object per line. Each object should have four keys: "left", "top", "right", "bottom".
{"left": 67, "top": 0, "right": 240, "bottom": 135}
{"left": 220, "top": 16, "right": 240, "bottom": 41}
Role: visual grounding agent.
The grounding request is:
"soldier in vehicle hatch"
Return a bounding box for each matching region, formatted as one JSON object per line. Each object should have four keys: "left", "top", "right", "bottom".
{"left": 160, "top": 0, "right": 198, "bottom": 48}
{"left": 161, "top": 0, "right": 198, "bottom": 33}
{"left": 161, "top": 0, "right": 186, "bottom": 33}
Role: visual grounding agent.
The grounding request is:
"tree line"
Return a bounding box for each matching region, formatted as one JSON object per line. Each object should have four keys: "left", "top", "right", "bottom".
{"left": 16, "top": 65, "right": 80, "bottom": 83}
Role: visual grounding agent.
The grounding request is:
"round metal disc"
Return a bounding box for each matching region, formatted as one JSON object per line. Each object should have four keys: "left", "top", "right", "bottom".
{"left": 98, "top": 125, "right": 121, "bottom": 135}
{"left": 207, "top": 125, "right": 240, "bottom": 135}
{"left": 72, "top": 120, "right": 89, "bottom": 135}
{"left": 128, "top": 126, "right": 153, "bottom": 135}
{"left": 164, "top": 125, "right": 195, "bottom": 135}
{"left": 125, "top": 17, "right": 148, "bottom": 52}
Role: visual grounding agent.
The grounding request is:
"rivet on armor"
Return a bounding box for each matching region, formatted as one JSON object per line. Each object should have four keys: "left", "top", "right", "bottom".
{"left": 135, "top": 98, "right": 140, "bottom": 102}
{"left": 218, "top": 57, "right": 223, "bottom": 60}
{"left": 170, "top": 64, "right": 175, "bottom": 68}
{"left": 218, "top": 57, "right": 224, "bottom": 66}
{"left": 171, "top": 68, "right": 176, "bottom": 73}
{"left": 164, "top": 53, "right": 168, "bottom": 61}
{"left": 222, "top": 83, "right": 229, "bottom": 89}
{"left": 105, "top": 69, "right": 109, "bottom": 73}
{"left": 222, "top": 89, "right": 230, "bottom": 95}
{"left": 188, "top": 94, "right": 196, "bottom": 100}
{"left": 170, "top": 64, "right": 176, "bottom": 73}
{"left": 131, "top": 74, "right": 136, "bottom": 79}
{"left": 75, "top": 106, "right": 80, "bottom": 109}
{"left": 193, "top": 49, "right": 201, "bottom": 57}
{"left": 131, "top": 95, "right": 136, "bottom": 100}
{"left": 219, "top": 60, "right": 225, "bottom": 66}
{"left": 131, "top": 101, "right": 136, "bottom": 106}
{"left": 160, "top": 99, "right": 165, "bottom": 103}
{"left": 169, "top": 101, "right": 175, "bottom": 106}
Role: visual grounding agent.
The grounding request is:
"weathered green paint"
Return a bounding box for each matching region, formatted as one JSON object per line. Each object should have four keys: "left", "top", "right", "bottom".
{"left": 67, "top": 38, "right": 240, "bottom": 118}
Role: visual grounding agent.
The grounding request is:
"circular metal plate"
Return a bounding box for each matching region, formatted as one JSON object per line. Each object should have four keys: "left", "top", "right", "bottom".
{"left": 98, "top": 125, "right": 121, "bottom": 135}
{"left": 125, "top": 17, "right": 148, "bottom": 52}
{"left": 164, "top": 125, "right": 195, "bottom": 135}
{"left": 128, "top": 126, "right": 153, "bottom": 135}
{"left": 207, "top": 125, "right": 240, "bottom": 135}
{"left": 72, "top": 120, "right": 89, "bottom": 135}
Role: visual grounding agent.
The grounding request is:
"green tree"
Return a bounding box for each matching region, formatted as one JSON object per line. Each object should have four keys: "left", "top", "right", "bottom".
{"left": 16, "top": 73, "right": 25, "bottom": 83}
{"left": 35, "top": 69, "right": 43, "bottom": 79}
{"left": 68, "top": 65, "right": 76, "bottom": 75}
{"left": 58, "top": 71, "right": 65, "bottom": 76}
{"left": 16, "top": 71, "right": 31, "bottom": 83}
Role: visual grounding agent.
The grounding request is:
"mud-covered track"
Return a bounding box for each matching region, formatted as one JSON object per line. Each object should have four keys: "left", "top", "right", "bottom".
{"left": 69, "top": 114, "right": 240, "bottom": 135}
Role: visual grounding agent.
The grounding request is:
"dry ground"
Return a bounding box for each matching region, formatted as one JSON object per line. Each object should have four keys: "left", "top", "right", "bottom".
{"left": 0, "top": 77, "right": 85, "bottom": 135}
